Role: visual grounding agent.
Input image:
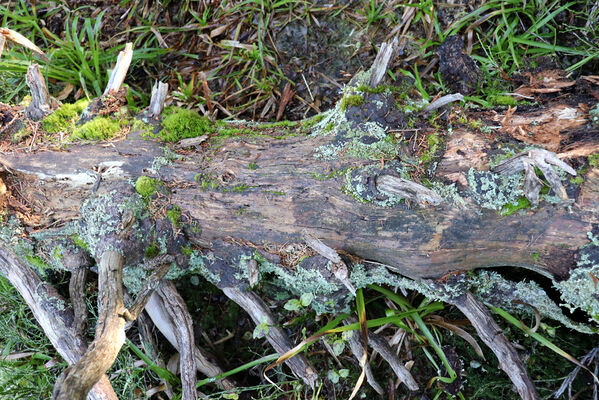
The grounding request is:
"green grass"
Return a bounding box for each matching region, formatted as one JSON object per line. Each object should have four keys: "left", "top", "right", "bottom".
{"left": 0, "top": 275, "right": 62, "bottom": 398}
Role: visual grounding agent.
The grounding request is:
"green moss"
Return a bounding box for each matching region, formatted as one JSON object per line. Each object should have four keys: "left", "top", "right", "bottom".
{"left": 324, "top": 122, "right": 334, "bottom": 132}
{"left": 589, "top": 153, "right": 599, "bottom": 168}
{"left": 42, "top": 99, "right": 89, "bottom": 134}
{"left": 340, "top": 94, "right": 364, "bottom": 111}
{"left": 300, "top": 114, "right": 324, "bottom": 129}
{"left": 25, "top": 255, "right": 50, "bottom": 272}
{"left": 71, "top": 117, "right": 122, "bottom": 141}
{"left": 263, "top": 190, "right": 285, "bottom": 196}
{"left": 532, "top": 252, "right": 540, "bottom": 262}
{"left": 131, "top": 119, "right": 154, "bottom": 136}
{"left": 487, "top": 94, "right": 518, "bottom": 106}
{"left": 145, "top": 243, "right": 160, "bottom": 259}
{"left": 159, "top": 106, "right": 214, "bottom": 142}
{"left": 12, "top": 127, "right": 32, "bottom": 143}
{"left": 570, "top": 175, "right": 584, "bottom": 185}
{"left": 419, "top": 133, "right": 441, "bottom": 165}
{"left": 180, "top": 245, "right": 193, "bottom": 256}
{"left": 135, "top": 176, "right": 159, "bottom": 197}
{"left": 70, "top": 234, "right": 89, "bottom": 251}
{"left": 195, "top": 174, "right": 219, "bottom": 191}
{"left": 167, "top": 206, "right": 181, "bottom": 228}
{"left": 248, "top": 162, "right": 258, "bottom": 170}
{"left": 355, "top": 84, "right": 390, "bottom": 94}
{"left": 229, "top": 184, "right": 251, "bottom": 192}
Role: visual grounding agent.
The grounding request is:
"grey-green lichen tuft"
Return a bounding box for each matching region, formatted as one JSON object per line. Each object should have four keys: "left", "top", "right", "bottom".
{"left": 553, "top": 231, "right": 599, "bottom": 325}
{"left": 467, "top": 168, "right": 525, "bottom": 211}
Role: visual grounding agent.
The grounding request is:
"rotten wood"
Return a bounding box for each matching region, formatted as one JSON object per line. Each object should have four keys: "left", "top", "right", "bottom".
{"left": 450, "top": 292, "right": 538, "bottom": 400}
{"left": 24, "top": 63, "right": 56, "bottom": 120}
{"left": 149, "top": 81, "right": 168, "bottom": 117}
{"left": 156, "top": 282, "right": 198, "bottom": 400}
{"left": 0, "top": 122, "right": 597, "bottom": 279}
{"left": 0, "top": 244, "right": 118, "bottom": 400}
{"left": 53, "top": 250, "right": 128, "bottom": 400}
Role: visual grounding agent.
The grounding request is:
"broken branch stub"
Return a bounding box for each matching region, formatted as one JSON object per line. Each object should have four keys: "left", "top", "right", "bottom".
{"left": 492, "top": 148, "right": 576, "bottom": 204}
{"left": 104, "top": 42, "right": 133, "bottom": 95}
{"left": 376, "top": 174, "right": 442, "bottom": 206}
{"left": 149, "top": 81, "right": 168, "bottom": 117}
{"left": 369, "top": 38, "right": 398, "bottom": 88}
{"left": 24, "top": 63, "right": 56, "bottom": 120}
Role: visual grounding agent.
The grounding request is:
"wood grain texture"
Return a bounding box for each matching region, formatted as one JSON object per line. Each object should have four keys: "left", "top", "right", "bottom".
{"left": 0, "top": 244, "right": 118, "bottom": 400}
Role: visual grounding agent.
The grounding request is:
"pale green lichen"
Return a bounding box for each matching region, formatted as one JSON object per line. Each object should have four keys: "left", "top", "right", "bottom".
{"left": 429, "top": 181, "right": 466, "bottom": 207}
{"left": 589, "top": 103, "right": 599, "bottom": 127}
{"left": 166, "top": 250, "right": 220, "bottom": 284}
{"left": 467, "top": 168, "right": 524, "bottom": 211}
{"left": 553, "top": 232, "right": 599, "bottom": 325}
{"left": 312, "top": 77, "right": 399, "bottom": 161}
{"left": 235, "top": 253, "right": 343, "bottom": 314}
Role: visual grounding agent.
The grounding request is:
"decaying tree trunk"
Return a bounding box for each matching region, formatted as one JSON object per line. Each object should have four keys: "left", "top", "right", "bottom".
{"left": 1, "top": 54, "right": 599, "bottom": 398}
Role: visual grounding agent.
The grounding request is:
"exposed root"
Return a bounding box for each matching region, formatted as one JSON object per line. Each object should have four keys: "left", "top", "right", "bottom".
{"left": 451, "top": 292, "right": 538, "bottom": 400}
{"left": 144, "top": 292, "right": 237, "bottom": 390}
{"left": 0, "top": 244, "right": 118, "bottom": 400}
{"left": 222, "top": 287, "right": 318, "bottom": 388}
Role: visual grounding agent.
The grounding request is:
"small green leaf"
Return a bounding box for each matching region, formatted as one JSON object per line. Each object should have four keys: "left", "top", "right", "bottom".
{"left": 300, "top": 292, "right": 314, "bottom": 307}
{"left": 332, "top": 339, "right": 345, "bottom": 356}
{"left": 328, "top": 369, "right": 340, "bottom": 384}
{"left": 252, "top": 321, "right": 269, "bottom": 339}
{"left": 339, "top": 368, "right": 350, "bottom": 378}
{"left": 284, "top": 299, "right": 302, "bottom": 311}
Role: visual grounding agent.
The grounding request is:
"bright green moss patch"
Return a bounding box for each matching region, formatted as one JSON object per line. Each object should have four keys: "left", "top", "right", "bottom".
{"left": 42, "top": 99, "right": 89, "bottom": 134}
{"left": 487, "top": 94, "right": 518, "bottom": 106}
{"left": 339, "top": 94, "right": 364, "bottom": 111}
{"left": 71, "top": 117, "right": 122, "bottom": 140}
{"left": 589, "top": 153, "right": 599, "bottom": 168}
{"left": 145, "top": 243, "right": 160, "bottom": 259}
{"left": 159, "top": 107, "right": 214, "bottom": 142}
{"left": 70, "top": 234, "right": 89, "bottom": 251}
{"left": 135, "top": 176, "right": 159, "bottom": 197}
{"left": 167, "top": 206, "right": 182, "bottom": 228}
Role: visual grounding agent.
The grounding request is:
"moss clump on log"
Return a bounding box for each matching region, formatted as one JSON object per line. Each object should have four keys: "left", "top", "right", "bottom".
{"left": 134, "top": 176, "right": 159, "bottom": 198}
{"left": 159, "top": 106, "right": 214, "bottom": 142}
{"left": 42, "top": 99, "right": 90, "bottom": 134}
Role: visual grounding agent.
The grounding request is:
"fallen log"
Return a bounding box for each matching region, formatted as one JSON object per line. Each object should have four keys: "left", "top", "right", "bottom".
{"left": 1, "top": 63, "right": 599, "bottom": 398}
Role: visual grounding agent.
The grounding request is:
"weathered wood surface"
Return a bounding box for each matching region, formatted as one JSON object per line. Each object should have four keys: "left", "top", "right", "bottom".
{"left": 451, "top": 292, "right": 538, "bottom": 400}
{"left": 0, "top": 122, "right": 597, "bottom": 280}
{"left": 53, "top": 251, "right": 128, "bottom": 400}
{"left": 0, "top": 244, "right": 119, "bottom": 400}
